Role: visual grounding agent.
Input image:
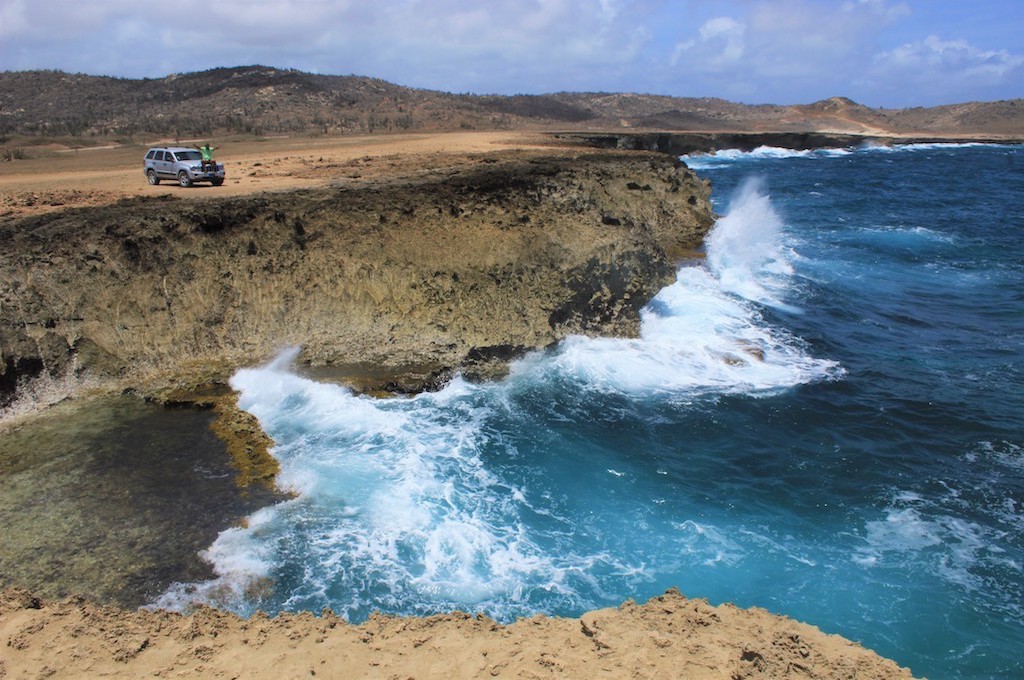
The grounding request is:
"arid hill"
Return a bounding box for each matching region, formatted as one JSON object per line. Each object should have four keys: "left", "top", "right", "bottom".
{"left": 1, "top": 65, "right": 1021, "bottom": 144}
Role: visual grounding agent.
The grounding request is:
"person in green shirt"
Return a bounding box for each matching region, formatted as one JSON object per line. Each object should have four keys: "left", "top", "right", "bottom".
{"left": 198, "top": 142, "right": 218, "bottom": 171}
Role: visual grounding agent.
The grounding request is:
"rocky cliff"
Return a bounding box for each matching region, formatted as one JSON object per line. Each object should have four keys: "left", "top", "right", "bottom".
{"left": 0, "top": 149, "right": 713, "bottom": 409}
{"left": 555, "top": 130, "right": 1021, "bottom": 155}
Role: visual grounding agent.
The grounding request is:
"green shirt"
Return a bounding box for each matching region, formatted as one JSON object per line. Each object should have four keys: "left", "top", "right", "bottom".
{"left": 200, "top": 145, "right": 215, "bottom": 161}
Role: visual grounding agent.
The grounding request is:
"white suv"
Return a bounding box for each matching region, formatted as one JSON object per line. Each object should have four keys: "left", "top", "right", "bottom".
{"left": 143, "top": 146, "right": 225, "bottom": 187}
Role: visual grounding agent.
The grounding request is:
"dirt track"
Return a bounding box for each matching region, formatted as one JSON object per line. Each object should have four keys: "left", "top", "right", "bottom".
{"left": 0, "top": 132, "right": 561, "bottom": 219}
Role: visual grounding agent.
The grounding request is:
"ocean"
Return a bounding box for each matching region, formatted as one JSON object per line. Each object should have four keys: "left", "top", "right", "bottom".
{"left": 156, "top": 143, "right": 1024, "bottom": 679}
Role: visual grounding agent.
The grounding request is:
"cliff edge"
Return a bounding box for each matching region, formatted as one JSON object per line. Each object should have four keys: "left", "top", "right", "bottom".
{"left": 0, "top": 588, "right": 917, "bottom": 679}
{"left": 0, "top": 149, "right": 712, "bottom": 408}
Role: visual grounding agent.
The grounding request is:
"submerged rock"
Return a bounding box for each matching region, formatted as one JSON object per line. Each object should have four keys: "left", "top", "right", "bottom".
{"left": 0, "top": 395, "right": 285, "bottom": 607}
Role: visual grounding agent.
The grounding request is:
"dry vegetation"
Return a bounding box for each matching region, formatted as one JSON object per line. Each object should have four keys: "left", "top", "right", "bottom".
{"left": 1, "top": 66, "right": 1022, "bottom": 155}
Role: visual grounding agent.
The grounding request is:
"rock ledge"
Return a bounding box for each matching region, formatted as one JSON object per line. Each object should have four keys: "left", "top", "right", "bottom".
{"left": 1, "top": 149, "right": 712, "bottom": 408}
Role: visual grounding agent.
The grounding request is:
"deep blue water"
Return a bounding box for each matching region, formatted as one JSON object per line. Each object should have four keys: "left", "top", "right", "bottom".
{"left": 158, "top": 143, "right": 1024, "bottom": 679}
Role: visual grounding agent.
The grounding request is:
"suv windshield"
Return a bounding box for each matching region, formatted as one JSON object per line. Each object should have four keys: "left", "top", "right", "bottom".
{"left": 174, "top": 150, "right": 203, "bottom": 161}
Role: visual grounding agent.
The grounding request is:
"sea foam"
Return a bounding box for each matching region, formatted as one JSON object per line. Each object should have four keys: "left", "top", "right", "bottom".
{"left": 514, "top": 178, "right": 839, "bottom": 397}
{"left": 680, "top": 141, "right": 1021, "bottom": 171}
{"left": 155, "top": 181, "right": 842, "bottom": 620}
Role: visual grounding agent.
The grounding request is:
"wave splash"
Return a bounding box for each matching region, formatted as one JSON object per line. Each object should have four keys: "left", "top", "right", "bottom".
{"left": 522, "top": 178, "right": 838, "bottom": 398}
{"left": 154, "top": 184, "right": 841, "bottom": 620}
{"left": 706, "top": 178, "right": 794, "bottom": 308}
{"left": 681, "top": 141, "right": 1021, "bottom": 170}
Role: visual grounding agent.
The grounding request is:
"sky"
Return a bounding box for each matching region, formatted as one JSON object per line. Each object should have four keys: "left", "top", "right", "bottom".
{"left": 1, "top": 0, "right": 1021, "bottom": 108}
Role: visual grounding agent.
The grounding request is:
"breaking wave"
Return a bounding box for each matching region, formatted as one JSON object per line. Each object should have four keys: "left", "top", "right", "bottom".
{"left": 154, "top": 181, "right": 840, "bottom": 621}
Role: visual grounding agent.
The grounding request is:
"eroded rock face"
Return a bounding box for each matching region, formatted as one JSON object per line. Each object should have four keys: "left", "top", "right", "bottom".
{"left": 0, "top": 150, "right": 712, "bottom": 403}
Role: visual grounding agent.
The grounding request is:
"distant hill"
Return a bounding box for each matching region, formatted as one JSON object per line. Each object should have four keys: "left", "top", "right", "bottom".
{"left": 1, "top": 66, "right": 1021, "bottom": 141}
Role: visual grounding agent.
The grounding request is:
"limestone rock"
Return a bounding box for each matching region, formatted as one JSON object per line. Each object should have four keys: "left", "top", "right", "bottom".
{"left": 0, "top": 149, "right": 713, "bottom": 404}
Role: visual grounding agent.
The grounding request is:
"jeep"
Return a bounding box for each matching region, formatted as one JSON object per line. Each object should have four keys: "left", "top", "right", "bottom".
{"left": 144, "top": 146, "right": 225, "bottom": 187}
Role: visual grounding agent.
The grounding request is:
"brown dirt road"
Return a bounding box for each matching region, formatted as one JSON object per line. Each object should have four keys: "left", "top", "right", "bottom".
{"left": 0, "top": 131, "right": 562, "bottom": 220}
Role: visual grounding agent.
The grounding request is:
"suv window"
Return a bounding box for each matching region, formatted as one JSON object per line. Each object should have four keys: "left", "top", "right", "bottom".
{"left": 146, "top": 149, "right": 156, "bottom": 160}
{"left": 175, "top": 150, "right": 203, "bottom": 161}
{"left": 155, "top": 151, "right": 166, "bottom": 161}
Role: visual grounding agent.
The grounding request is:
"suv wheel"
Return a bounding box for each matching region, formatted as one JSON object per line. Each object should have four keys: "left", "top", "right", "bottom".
{"left": 178, "top": 171, "right": 193, "bottom": 188}
{"left": 211, "top": 178, "right": 224, "bottom": 186}
{"left": 147, "top": 169, "right": 160, "bottom": 185}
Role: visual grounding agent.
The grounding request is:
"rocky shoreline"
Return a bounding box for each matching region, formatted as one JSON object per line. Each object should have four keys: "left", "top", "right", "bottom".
{"left": 0, "top": 394, "right": 286, "bottom": 608}
{"left": 0, "top": 144, "right": 716, "bottom": 597}
{"left": 2, "top": 148, "right": 713, "bottom": 492}
{"left": 1, "top": 148, "right": 712, "bottom": 402}
{"left": 0, "top": 141, "right": 922, "bottom": 677}
{"left": 554, "top": 130, "right": 1024, "bottom": 155}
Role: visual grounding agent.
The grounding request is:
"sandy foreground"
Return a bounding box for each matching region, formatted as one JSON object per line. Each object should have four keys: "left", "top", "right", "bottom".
{"left": 0, "top": 588, "right": 915, "bottom": 679}
{"left": 1, "top": 132, "right": 919, "bottom": 678}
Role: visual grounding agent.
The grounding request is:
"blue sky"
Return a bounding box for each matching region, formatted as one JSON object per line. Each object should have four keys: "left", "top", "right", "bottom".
{"left": 1, "top": 0, "right": 1021, "bottom": 107}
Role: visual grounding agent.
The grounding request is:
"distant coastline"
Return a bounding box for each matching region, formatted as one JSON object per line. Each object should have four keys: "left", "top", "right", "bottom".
{"left": 555, "top": 130, "right": 1024, "bottom": 156}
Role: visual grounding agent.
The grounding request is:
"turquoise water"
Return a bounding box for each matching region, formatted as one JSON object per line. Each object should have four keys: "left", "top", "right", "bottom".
{"left": 158, "top": 143, "right": 1024, "bottom": 679}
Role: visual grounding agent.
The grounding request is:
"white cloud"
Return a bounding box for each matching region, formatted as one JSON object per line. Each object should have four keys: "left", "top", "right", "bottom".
{"left": 864, "top": 34, "right": 1024, "bottom": 105}
{"left": 385, "top": 0, "right": 643, "bottom": 62}
{"left": 2, "top": 0, "right": 1021, "bottom": 106}
{"left": 874, "top": 35, "right": 1024, "bottom": 86}
{"left": 2, "top": 0, "right": 659, "bottom": 92}
{"left": 841, "top": 0, "right": 910, "bottom": 23}
{"left": 701, "top": 16, "right": 746, "bottom": 62}
{"left": 0, "top": 0, "right": 31, "bottom": 40}
{"left": 699, "top": 16, "right": 743, "bottom": 42}
{"left": 350, "top": 0, "right": 656, "bottom": 92}
{"left": 666, "top": 0, "right": 916, "bottom": 101}
{"left": 745, "top": 0, "right": 907, "bottom": 75}
{"left": 671, "top": 16, "right": 745, "bottom": 69}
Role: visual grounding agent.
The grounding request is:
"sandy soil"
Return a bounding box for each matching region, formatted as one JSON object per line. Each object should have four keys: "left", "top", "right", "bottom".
{"left": 0, "top": 588, "right": 916, "bottom": 679}
{"left": 0, "top": 132, "right": 561, "bottom": 220}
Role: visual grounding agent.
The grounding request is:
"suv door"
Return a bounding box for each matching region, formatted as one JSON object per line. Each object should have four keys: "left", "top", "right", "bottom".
{"left": 155, "top": 151, "right": 174, "bottom": 178}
